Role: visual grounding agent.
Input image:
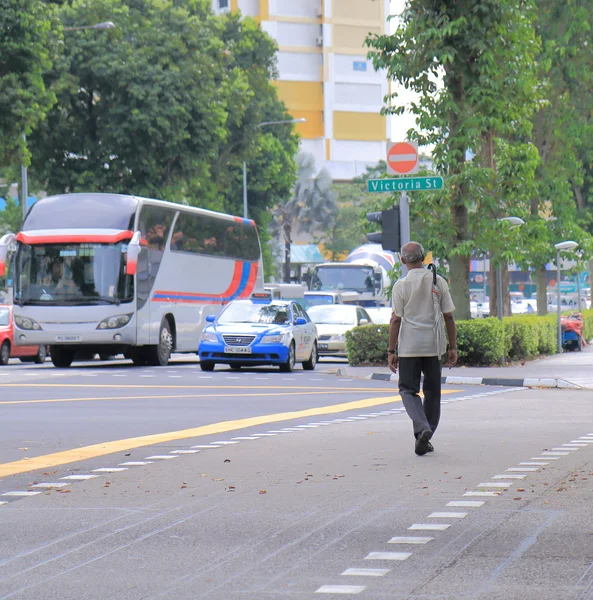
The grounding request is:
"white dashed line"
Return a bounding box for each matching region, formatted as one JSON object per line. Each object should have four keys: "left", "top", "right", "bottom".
{"left": 119, "top": 461, "right": 153, "bottom": 466}
{"left": 191, "top": 445, "right": 221, "bottom": 449}
{"left": 170, "top": 450, "right": 200, "bottom": 455}
{"left": 211, "top": 441, "right": 240, "bottom": 445}
{"left": 521, "top": 462, "right": 549, "bottom": 466}
{"left": 552, "top": 447, "right": 577, "bottom": 451}
{"left": 428, "top": 512, "right": 467, "bottom": 519}
{"left": 0, "top": 502, "right": 7, "bottom": 505}
{"left": 477, "top": 482, "right": 513, "bottom": 489}
{"left": 61, "top": 474, "right": 99, "bottom": 480}
{"left": 342, "top": 568, "right": 390, "bottom": 577}
{"left": 408, "top": 523, "right": 450, "bottom": 531}
{"left": 366, "top": 551, "right": 412, "bottom": 561}
{"left": 144, "top": 455, "right": 178, "bottom": 460}
{"left": 315, "top": 585, "right": 366, "bottom": 595}
{"left": 507, "top": 467, "right": 538, "bottom": 472}
{"left": 231, "top": 437, "right": 261, "bottom": 441}
{"left": 1, "top": 491, "right": 41, "bottom": 497}
{"left": 541, "top": 451, "right": 569, "bottom": 456}
{"left": 464, "top": 491, "right": 500, "bottom": 497}
{"left": 492, "top": 474, "right": 525, "bottom": 479}
{"left": 92, "top": 467, "right": 129, "bottom": 473}
{"left": 562, "top": 443, "right": 587, "bottom": 447}
{"left": 388, "top": 536, "right": 433, "bottom": 544}
{"left": 30, "top": 482, "right": 70, "bottom": 489}
{"left": 447, "top": 500, "right": 484, "bottom": 508}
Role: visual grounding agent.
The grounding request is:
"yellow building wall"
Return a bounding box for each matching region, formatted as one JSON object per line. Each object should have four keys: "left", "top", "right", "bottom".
{"left": 332, "top": 0, "right": 382, "bottom": 21}
{"left": 333, "top": 25, "right": 382, "bottom": 50}
{"left": 333, "top": 112, "right": 386, "bottom": 141}
{"left": 274, "top": 81, "right": 323, "bottom": 111}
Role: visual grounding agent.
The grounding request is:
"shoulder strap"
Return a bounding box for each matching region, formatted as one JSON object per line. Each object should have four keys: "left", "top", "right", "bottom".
{"left": 427, "top": 263, "right": 437, "bottom": 286}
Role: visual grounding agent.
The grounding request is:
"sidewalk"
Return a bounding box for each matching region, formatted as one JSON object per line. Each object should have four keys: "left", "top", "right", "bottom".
{"left": 327, "top": 344, "right": 593, "bottom": 389}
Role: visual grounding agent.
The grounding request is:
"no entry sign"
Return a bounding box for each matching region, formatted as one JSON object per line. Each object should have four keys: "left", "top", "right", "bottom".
{"left": 387, "top": 141, "right": 419, "bottom": 175}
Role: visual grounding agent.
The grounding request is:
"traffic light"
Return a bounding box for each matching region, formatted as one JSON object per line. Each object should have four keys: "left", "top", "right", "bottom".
{"left": 366, "top": 207, "right": 400, "bottom": 252}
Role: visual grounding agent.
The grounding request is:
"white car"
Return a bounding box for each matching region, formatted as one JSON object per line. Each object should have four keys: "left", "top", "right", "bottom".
{"left": 307, "top": 305, "right": 373, "bottom": 357}
{"left": 365, "top": 306, "right": 392, "bottom": 325}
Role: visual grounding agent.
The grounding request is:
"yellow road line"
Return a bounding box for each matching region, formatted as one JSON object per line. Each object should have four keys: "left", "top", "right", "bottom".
{"left": 0, "top": 390, "right": 461, "bottom": 478}
{"left": 0, "top": 394, "right": 400, "bottom": 477}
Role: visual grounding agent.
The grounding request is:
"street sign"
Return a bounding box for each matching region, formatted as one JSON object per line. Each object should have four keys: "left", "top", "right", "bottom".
{"left": 387, "top": 141, "right": 419, "bottom": 175}
{"left": 367, "top": 176, "right": 444, "bottom": 193}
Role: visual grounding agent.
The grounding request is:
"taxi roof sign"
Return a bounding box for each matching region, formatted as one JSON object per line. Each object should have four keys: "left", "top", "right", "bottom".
{"left": 251, "top": 291, "right": 273, "bottom": 302}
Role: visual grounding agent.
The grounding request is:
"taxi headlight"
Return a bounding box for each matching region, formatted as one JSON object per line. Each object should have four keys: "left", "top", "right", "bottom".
{"left": 14, "top": 316, "right": 42, "bottom": 331}
{"left": 97, "top": 314, "right": 133, "bottom": 330}
{"left": 201, "top": 331, "right": 218, "bottom": 343}
{"left": 262, "top": 332, "right": 291, "bottom": 345}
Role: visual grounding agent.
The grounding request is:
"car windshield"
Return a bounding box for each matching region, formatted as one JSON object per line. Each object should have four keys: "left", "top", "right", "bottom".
{"left": 311, "top": 266, "right": 376, "bottom": 293}
{"left": 219, "top": 302, "right": 291, "bottom": 325}
{"left": 304, "top": 294, "right": 335, "bottom": 308}
{"left": 307, "top": 306, "right": 357, "bottom": 325}
{"left": 0, "top": 307, "right": 9, "bottom": 326}
{"left": 14, "top": 242, "right": 134, "bottom": 306}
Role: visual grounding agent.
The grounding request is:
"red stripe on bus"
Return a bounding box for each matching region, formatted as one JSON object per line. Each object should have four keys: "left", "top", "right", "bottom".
{"left": 16, "top": 230, "right": 135, "bottom": 245}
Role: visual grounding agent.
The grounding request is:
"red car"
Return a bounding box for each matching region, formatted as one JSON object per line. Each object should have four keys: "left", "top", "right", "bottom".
{"left": 0, "top": 305, "right": 47, "bottom": 365}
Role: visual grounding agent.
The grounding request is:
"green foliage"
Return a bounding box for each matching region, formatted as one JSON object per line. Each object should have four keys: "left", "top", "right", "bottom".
{"left": 0, "top": 196, "right": 22, "bottom": 234}
{"left": 456, "top": 318, "right": 505, "bottom": 366}
{"left": 345, "top": 324, "right": 389, "bottom": 366}
{"left": 0, "top": 0, "right": 61, "bottom": 166}
{"left": 25, "top": 0, "right": 297, "bottom": 235}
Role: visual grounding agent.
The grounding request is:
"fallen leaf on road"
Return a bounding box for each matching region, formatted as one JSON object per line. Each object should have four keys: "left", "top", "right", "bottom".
{"left": 200, "top": 474, "right": 208, "bottom": 477}
{"left": 367, "top": 431, "right": 375, "bottom": 435}
{"left": 455, "top": 476, "right": 462, "bottom": 479}
{"left": 517, "top": 488, "right": 526, "bottom": 492}
{"left": 224, "top": 459, "right": 231, "bottom": 463}
{"left": 18, "top": 447, "right": 28, "bottom": 451}
{"left": 180, "top": 485, "right": 187, "bottom": 489}
{"left": 513, "top": 497, "right": 521, "bottom": 500}
{"left": 258, "top": 490, "right": 267, "bottom": 494}
{"left": 213, "top": 478, "right": 224, "bottom": 481}
{"left": 58, "top": 490, "right": 71, "bottom": 493}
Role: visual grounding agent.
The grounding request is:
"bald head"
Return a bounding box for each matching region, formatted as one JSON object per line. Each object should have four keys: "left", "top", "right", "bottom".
{"left": 401, "top": 241, "right": 425, "bottom": 265}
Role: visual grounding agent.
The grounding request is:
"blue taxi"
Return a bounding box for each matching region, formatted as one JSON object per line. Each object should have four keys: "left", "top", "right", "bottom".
{"left": 198, "top": 292, "right": 318, "bottom": 372}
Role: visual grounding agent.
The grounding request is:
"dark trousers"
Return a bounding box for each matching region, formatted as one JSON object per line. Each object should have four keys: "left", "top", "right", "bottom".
{"left": 398, "top": 356, "right": 442, "bottom": 438}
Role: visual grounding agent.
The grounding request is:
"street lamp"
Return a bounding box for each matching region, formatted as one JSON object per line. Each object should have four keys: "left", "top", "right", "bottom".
{"left": 242, "top": 118, "right": 306, "bottom": 219}
{"left": 20, "top": 21, "right": 116, "bottom": 221}
{"left": 495, "top": 216, "right": 525, "bottom": 366}
{"left": 554, "top": 240, "right": 579, "bottom": 353}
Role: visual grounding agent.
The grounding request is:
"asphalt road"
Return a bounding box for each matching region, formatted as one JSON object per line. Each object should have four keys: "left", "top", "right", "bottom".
{"left": 1, "top": 357, "right": 592, "bottom": 599}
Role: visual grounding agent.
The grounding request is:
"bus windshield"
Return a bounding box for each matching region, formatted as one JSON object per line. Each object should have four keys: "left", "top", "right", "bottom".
{"left": 14, "top": 242, "right": 134, "bottom": 306}
{"left": 311, "top": 266, "right": 376, "bottom": 293}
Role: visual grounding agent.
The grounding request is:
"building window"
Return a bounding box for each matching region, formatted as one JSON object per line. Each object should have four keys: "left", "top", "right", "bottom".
{"left": 219, "top": 0, "right": 229, "bottom": 9}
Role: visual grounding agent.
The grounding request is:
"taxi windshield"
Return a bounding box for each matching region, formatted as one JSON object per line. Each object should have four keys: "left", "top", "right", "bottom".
{"left": 219, "top": 302, "right": 290, "bottom": 325}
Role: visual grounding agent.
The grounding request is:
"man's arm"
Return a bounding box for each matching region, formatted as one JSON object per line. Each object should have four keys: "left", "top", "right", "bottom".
{"left": 388, "top": 312, "right": 401, "bottom": 373}
{"left": 443, "top": 312, "right": 457, "bottom": 366}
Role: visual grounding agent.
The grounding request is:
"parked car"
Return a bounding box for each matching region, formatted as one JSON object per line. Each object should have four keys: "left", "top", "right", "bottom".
{"left": 0, "top": 305, "right": 47, "bottom": 365}
{"left": 307, "top": 304, "right": 373, "bottom": 358}
{"left": 365, "top": 306, "right": 392, "bottom": 325}
{"left": 198, "top": 293, "right": 318, "bottom": 372}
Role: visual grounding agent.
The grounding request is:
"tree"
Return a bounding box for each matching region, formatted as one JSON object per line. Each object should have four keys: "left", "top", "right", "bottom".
{"left": 367, "top": 0, "right": 541, "bottom": 319}
{"left": 0, "top": 196, "right": 21, "bottom": 235}
{"left": 270, "top": 153, "right": 337, "bottom": 282}
{"left": 0, "top": 0, "right": 61, "bottom": 167}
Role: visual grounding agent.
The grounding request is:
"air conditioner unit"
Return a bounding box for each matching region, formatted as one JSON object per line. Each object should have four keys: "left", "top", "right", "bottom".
{"left": 316, "top": 7, "right": 323, "bottom": 17}
{"left": 315, "top": 36, "right": 324, "bottom": 46}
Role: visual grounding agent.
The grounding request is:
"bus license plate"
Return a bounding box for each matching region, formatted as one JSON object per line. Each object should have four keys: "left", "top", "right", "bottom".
{"left": 224, "top": 346, "right": 252, "bottom": 354}
{"left": 55, "top": 335, "right": 82, "bottom": 343}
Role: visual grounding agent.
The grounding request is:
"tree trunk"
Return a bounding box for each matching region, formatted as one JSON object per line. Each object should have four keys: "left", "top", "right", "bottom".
{"left": 536, "top": 264, "right": 547, "bottom": 315}
{"left": 283, "top": 224, "right": 291, "bottom": 283}
{"left": 449, "top": 254, "right": 470, "bottom": 320}
{"left": 502, "top": 263, "right": 511, "bottom": 317}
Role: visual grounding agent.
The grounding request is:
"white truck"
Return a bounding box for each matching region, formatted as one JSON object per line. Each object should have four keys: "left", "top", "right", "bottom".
{"left": 309, "top": 244, "right": 397, "bottom": 307}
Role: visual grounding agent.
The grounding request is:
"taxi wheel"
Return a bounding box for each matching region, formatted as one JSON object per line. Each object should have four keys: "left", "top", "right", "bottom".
{"left": 302, "top": 342, "right": 317, "bottom": 371}
{"left": 279, "top": 342, "right": 295, "bottom": 373}
{"left": 200, "top": 361, "right": 215, "bottom": 372}
{"left": 0, "top": 341, "right": 10, "bottom": 365}
{"left": 33, "top": 345, "right": 47, "bottom": 364}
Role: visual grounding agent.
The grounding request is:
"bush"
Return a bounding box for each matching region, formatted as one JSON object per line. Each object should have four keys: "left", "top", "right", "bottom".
{"left": 456, "top": 318, "right": 505, "bottom": 366}
{"left": 345, "top": 324, "right": 389, "bottom": 366}
{"left": 345, "top": 310, "right": 580, "bottom": 367}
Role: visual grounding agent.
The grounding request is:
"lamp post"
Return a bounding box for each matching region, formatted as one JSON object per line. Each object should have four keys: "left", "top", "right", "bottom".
{"left": 496, "top": 216, "right": 525, "bottom": 365}
{"left": 242, "top": 118, "right": 306, "bottom": 219}
{"left": 554, "top": 240, "right": 579, "bottom": 353}
{"left": 20, "top": 21, "right": 116, "bottom": 221}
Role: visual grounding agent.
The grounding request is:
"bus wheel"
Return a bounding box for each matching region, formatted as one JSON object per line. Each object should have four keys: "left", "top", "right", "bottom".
{"left": 146, "top": 321, "right": 173, "bottom": 366}
{"left": 130, "top": 348, "right": 147, "bottom": 366}
{"left": 279, "top": 342, "right": 296, "bottom": 373}
{"left": 230, "top": 364, "right": 242, "bottom": 370}
{"left": 0, "top": 341, "right": 10, "bottom": 365}
{"left": 200, "top": 361, "right": 215, "bottom": 372}
{"left": 50, "top": 346, "right": 74, "bottom": 368}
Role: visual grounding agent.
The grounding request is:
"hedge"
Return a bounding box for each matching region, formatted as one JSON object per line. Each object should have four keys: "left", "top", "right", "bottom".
{"left": 345, "top": 309, "right": 593, "bottom": 367}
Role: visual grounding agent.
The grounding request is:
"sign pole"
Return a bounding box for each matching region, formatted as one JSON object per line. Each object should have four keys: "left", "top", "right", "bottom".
{"left": 399, "top": 191, "right": 410, "bottom": 276}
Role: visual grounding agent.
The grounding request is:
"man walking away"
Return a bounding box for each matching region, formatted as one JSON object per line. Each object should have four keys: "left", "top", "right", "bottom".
{"left": 388, "top": 242, "right": 457, "bottom": 455}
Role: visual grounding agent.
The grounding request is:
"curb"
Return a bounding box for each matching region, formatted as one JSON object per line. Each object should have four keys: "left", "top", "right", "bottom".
{"left": 360, "top": 372, "right": 582, "bottom": 389}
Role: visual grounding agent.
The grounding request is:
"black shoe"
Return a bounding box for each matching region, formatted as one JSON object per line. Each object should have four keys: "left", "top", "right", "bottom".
{"left": 415, "top": 429, "right": 433, "bottom": 456}
{"left": 427, "top": 441, "right": 434, "bottom": 452}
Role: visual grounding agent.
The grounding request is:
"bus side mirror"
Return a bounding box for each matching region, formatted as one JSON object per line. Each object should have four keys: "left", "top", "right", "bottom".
{"left": 0, "top": 233, "right": 16, "bottom": 277}
{"left": 126, "top": 231, "right": 142, "bottom": 276}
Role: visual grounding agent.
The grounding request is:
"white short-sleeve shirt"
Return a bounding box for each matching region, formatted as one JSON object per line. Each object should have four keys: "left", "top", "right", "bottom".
{"left": 391, "top": 268, "right": 455, "bottom": 357}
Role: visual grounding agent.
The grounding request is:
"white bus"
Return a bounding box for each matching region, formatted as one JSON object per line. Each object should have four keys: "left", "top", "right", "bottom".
{"left": 0, "top": 193, "right": 263, "bottom": 367}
